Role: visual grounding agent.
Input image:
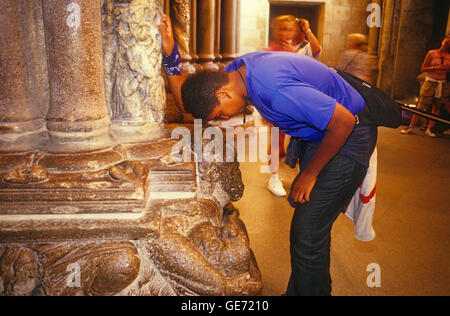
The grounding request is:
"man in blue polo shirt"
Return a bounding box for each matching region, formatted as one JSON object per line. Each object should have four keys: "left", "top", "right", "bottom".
{"left": 160, "top": 15, "right": 377, "bottom": 296}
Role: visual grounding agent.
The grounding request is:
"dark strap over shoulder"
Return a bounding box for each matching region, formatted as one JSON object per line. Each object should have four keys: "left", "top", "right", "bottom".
{"left": 336, "top": 69, "right": 402, "bottom": 128}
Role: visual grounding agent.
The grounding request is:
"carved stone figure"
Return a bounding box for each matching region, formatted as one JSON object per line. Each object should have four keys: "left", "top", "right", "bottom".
{"left": 103, "top": 0, "right": 166, "bottom": 141}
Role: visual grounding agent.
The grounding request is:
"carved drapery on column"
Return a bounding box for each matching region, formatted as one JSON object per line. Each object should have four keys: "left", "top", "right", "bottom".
{"left": 0, "top": 0, "right": 49, "bottom": 153}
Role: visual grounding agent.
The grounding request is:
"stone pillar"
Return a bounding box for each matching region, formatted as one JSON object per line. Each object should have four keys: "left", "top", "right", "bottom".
{"left": 377, "top": 0, "right": 402, "bottom": 97}
{"left": 190, "top": 0, "right": 201, "bottom": 71}
{"left": 0, "top": 0, "right": 49, "bottom": 153}
{"left": 42, "top": 0, "right": 111, "bottom": 152}
{"left": 197, "top": 0, "right": 219, "bottom": 70}
{"left": 235, "top": 0, "right": 241, "bottom": 56}
{"left": 214, "top": 0, "right": 224, "bottom": 69}
{"left": 171, "top": 0, "right": 196, "bottom": 74}
{"left": 447, "top": 9, "right": 450, "bottom": 36}
{"left": 220, "top": 0, "right": 239, "bottom": 65}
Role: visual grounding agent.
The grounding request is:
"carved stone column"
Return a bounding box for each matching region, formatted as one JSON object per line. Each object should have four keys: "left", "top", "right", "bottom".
{"left": 197, "top": 0, "right": 219, "bottom": 70}
{"left": 0, "top": 0, "right": 49, "bottom": 153}
{"left": 220, "top": 0, "right": 239, "bottom": 65}
{"left": 42, "top": 0, "right": 112, "bottom": 152}
{"left": 102, "top": 0, "right": 167, "bottom": 143}
{"left": 171, "top": 0, "right": 196, "bottom": 74}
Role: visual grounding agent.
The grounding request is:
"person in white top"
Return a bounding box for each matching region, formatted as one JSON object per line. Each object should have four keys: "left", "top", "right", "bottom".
{"left": 263, "top": 15, "right": 322, "bottom": 197}
{"left": 296, "top": 18, "right": 322, "bottom": 59}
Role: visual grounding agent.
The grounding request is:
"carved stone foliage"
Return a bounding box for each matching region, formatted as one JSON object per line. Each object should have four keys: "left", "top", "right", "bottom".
{"left": 0, "top": 242, "right": 140, "bottom": 296}
{"left": 102, "top": 0, "right": 166, "bottom": 127}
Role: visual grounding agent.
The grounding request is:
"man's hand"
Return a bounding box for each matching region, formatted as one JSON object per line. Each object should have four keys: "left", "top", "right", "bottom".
{"left": 289, "top": 103, "right": 356, "bottom": 204}
{"left": 158, "top": 14, "right": 175, "bottom": 57}
{"left": 291, "top": 170, "right": 317, "bottom": 204}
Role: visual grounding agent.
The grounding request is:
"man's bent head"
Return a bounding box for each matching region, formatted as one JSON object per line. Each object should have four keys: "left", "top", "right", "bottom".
{"left": 182, "top": 69, "right": 249, "bottom": 122}
{"left": 181, "top": 70, "right": 230, "bottom": 120}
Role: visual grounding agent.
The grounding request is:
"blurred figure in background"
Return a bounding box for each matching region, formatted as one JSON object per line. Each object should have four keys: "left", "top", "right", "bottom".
{"left": 267, "top": 15, "right": 322, "bottom": 58}
{"left": 336, "top": 33, "right": 376, "bottom": 83}
{"left": 262, "top": 15, "right": 322, "bottom": 197}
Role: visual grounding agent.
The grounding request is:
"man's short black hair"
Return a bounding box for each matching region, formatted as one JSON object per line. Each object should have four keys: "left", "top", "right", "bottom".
{"left": 181, "top": 70, "right": 230, "bottom": 120}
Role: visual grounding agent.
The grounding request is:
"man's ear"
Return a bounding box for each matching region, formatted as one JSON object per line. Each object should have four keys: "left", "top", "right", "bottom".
{"left": 215, "top": 88, "right": 231, "bottom": 102}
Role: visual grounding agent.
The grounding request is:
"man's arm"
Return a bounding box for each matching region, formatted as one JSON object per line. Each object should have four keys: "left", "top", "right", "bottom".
{"left": 290, "top": 103, "right": 356, "bottom": 203}
{"left": 159, "top": 14, "right": 186, "bottom": 112}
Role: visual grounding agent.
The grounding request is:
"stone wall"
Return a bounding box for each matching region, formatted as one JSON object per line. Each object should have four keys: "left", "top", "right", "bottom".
{"left": 238, "top": 0, "right": 270, "bottom": 55}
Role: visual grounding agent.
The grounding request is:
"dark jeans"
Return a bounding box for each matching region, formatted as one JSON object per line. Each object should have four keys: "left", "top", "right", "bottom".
{"left": 286, "top": 144, "right": 368, "bottom": 296}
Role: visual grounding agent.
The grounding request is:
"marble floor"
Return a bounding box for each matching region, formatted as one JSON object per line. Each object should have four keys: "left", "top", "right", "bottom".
{"left": 234, "top": 127, "right": 450, "bottom": 296}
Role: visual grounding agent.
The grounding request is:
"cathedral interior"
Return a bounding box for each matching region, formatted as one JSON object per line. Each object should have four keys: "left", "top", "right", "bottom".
{"left": 0, "top": 0, "right": 449, "bottom": 297}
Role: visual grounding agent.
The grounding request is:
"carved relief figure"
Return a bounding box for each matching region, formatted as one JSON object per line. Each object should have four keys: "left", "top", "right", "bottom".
{"left": 103, "top": 0, "right": 166, "bottom": 127}
{"left": 141, "top": 200, "right": 262, "bottom": 296}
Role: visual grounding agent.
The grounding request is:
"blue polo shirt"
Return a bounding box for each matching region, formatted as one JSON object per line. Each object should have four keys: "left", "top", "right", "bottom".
{"left": 225, "top": 52, "right": 366, "bottom": 140}
{"left": 225, "top": 52, "right": 377, "bottom": 167}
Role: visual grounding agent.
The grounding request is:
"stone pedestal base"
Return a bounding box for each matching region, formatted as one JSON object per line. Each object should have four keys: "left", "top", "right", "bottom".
{"left": 109, "top": 123, "right": 169, "bottom": 144}
{"left": 0, "top": 138, "right": 263, "bottom": 296}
